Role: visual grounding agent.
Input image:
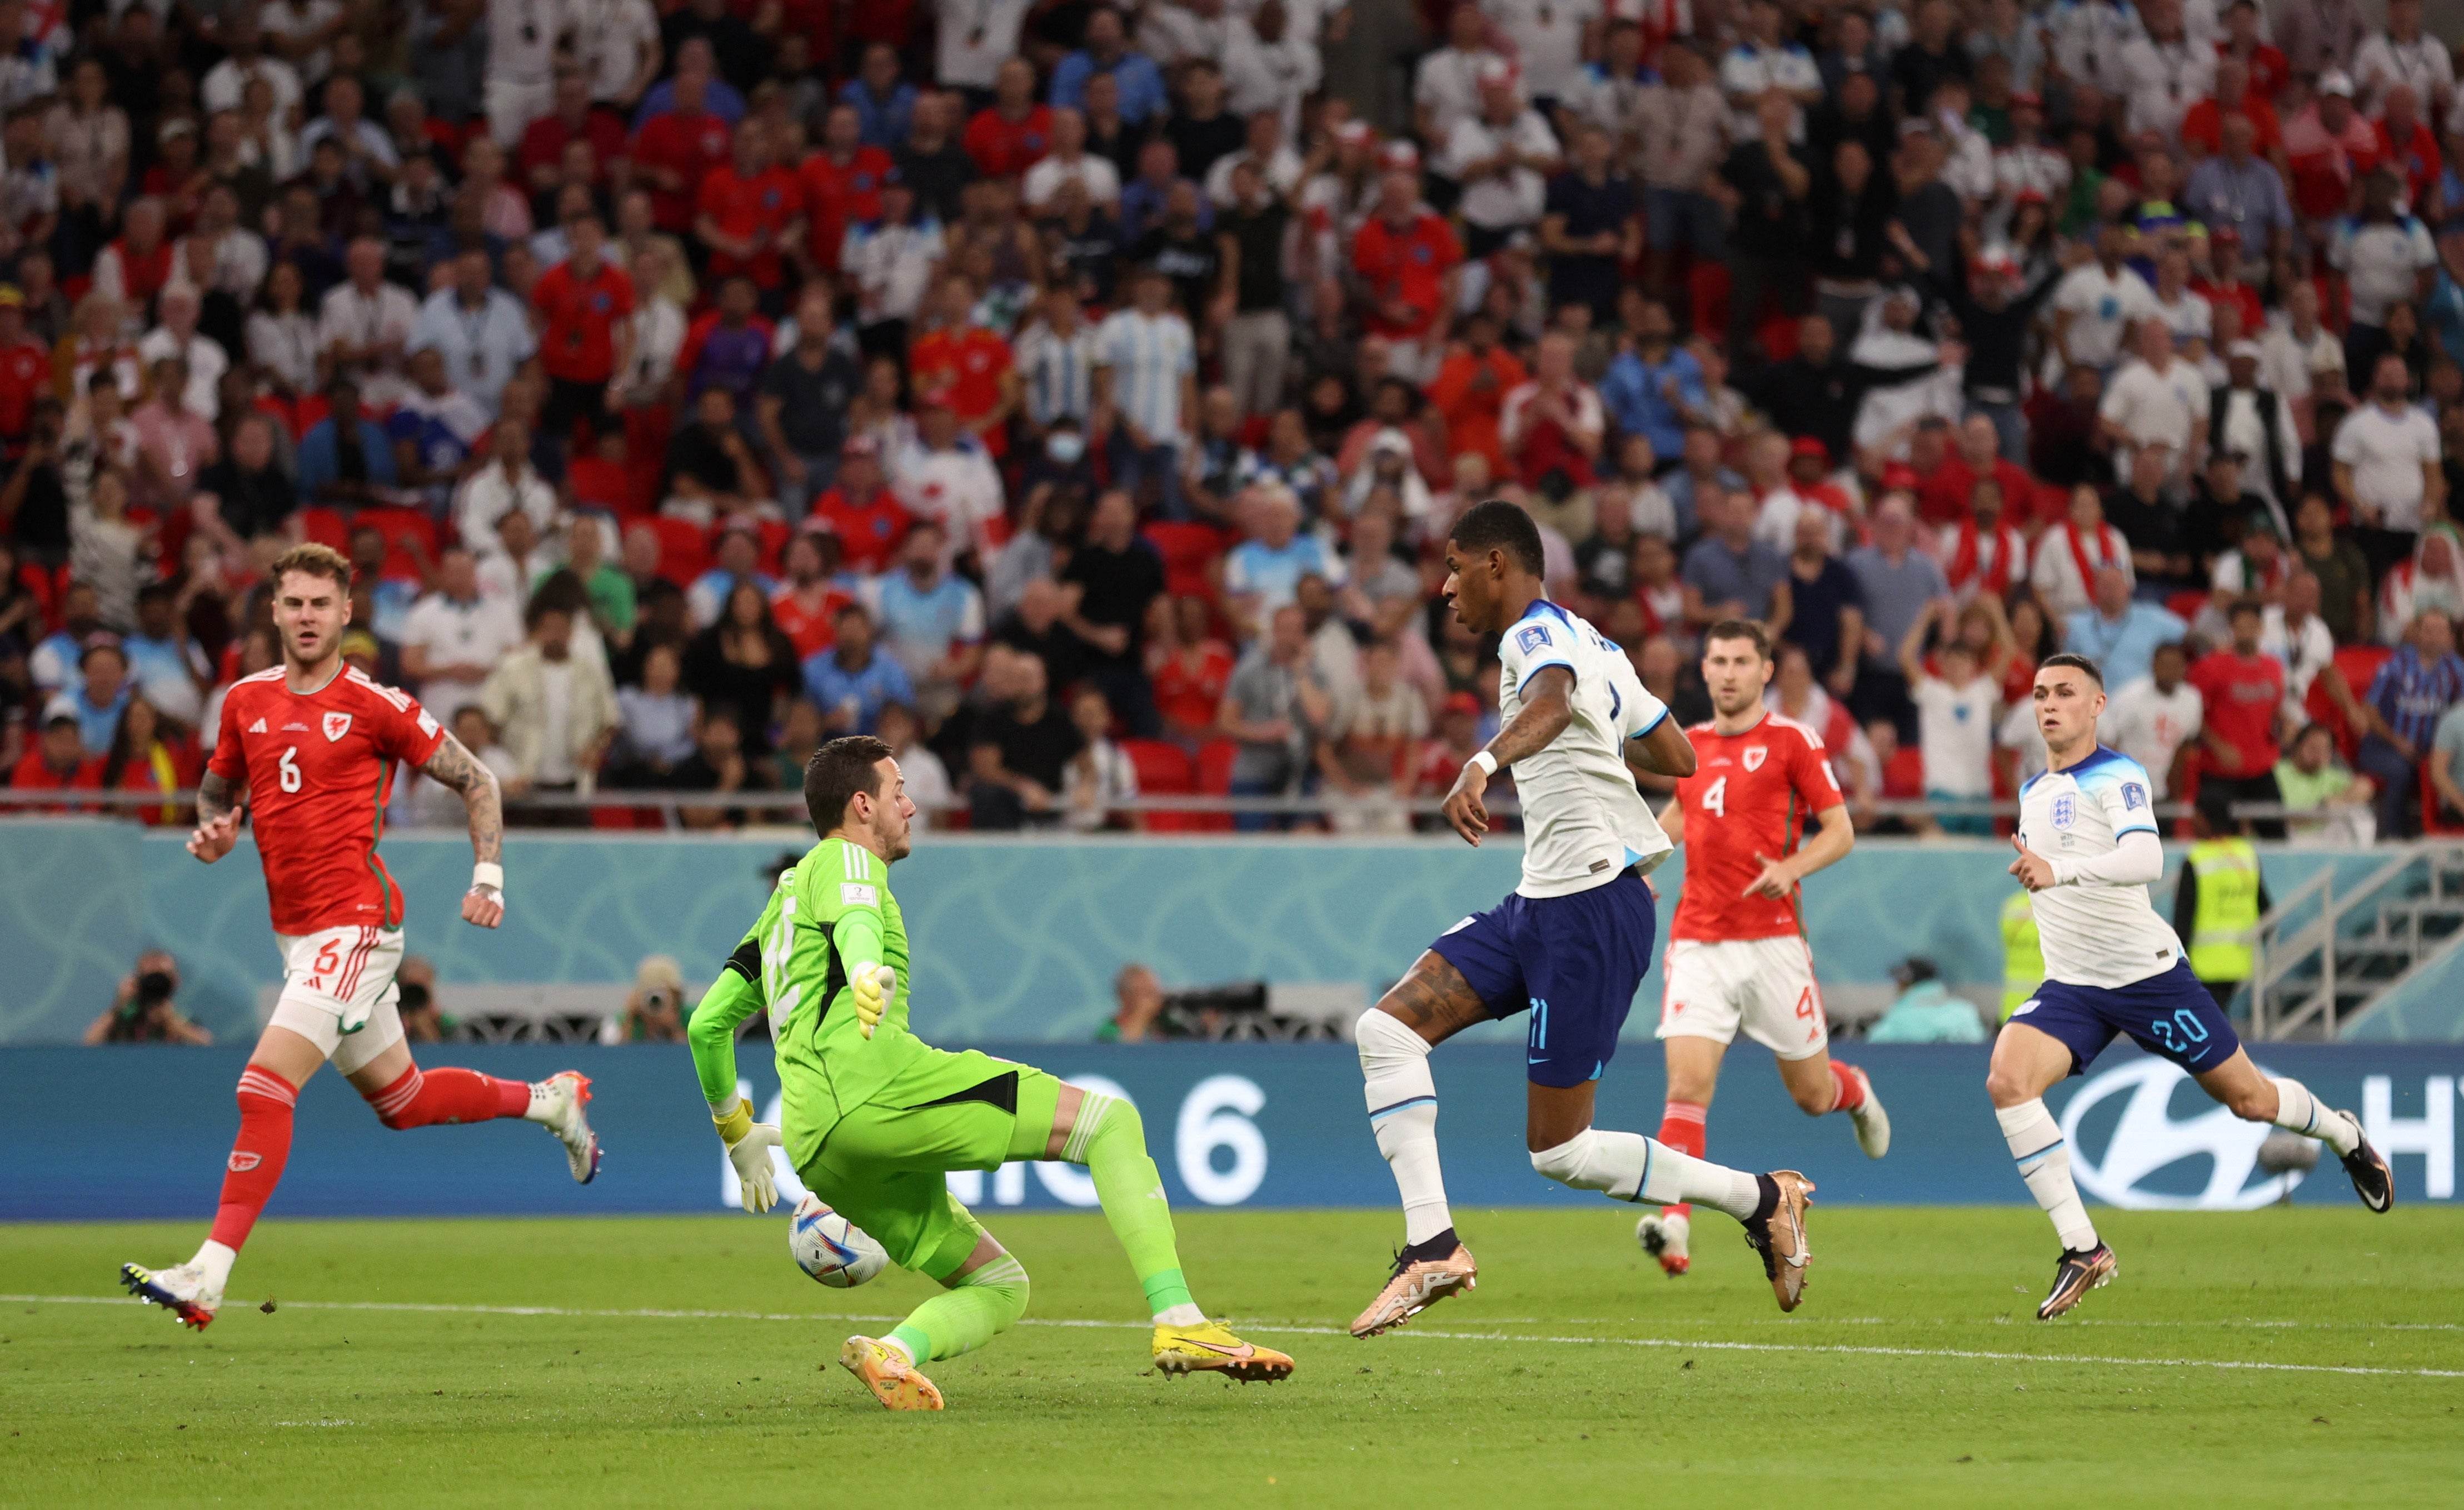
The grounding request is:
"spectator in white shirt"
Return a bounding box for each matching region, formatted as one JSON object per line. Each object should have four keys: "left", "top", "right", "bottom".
{"left": 2117, "top": 0, "right": 2213, "bottom": 142}
{"left": 1022, "top": 108, "right": 1122, "bottom": 213}
{"left": 1414, "top": 3, "right": 1502, "bottom": 149}
{"left": 2327, "top": 169, "right": 2437, "bottom": 337}
{"left": 1220, "top": 0, "right": 1320, "bottom": 141}
{"left": 136, "top": 287, "right": 226, "bottom": 420}
{"left": 400, "top": 546, "right": 526, "bottom": 720}
{"left": 1442, "top": 61, "right": 1562, "bottom": 256}
{"left": 565, "top": 0, "right": 664, "bottom": 111}
{"left": 2350, "top": 0, "right": 2453, "bottom": 118}
{"left": 1483, "top": 0, "right": 1600, "bottom": 114}
{"left": 1897, "top": 595, "right": 2000, "bottom": 834}
{"left": 2101, "top": 638, "right": 2203, "bottom": 796}
{"left": 2333, "top": 351, "right": 2446, "bottom": 537}
{"left": 318, "top": 236, "right": 419, "bottom": 409}
{"left": 1203, "top": 110, "right": 1305, "bottom": 209}
{"left": 456, "top": 421, "right": 562, "bottom": 560}
{"left": 2100, "top": 318, "right": 2209, "bottom": 483}
{"left": 2052, "top": 222, "right": 2159, "bottom": 375}
{"left": 200, "top": 13, "right": 304, "bottom": 118}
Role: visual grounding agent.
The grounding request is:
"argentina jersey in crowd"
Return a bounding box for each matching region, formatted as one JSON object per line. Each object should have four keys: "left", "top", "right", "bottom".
{"left": 1497, "top": 599, "right": 1675, "bottom": 898}
{"left": 2014, "top": 746, "right": 2186, "bottom": 989}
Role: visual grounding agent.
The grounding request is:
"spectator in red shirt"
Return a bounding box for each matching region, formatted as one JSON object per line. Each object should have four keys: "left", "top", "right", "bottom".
{"left": 8, "top": 703, "right": 103, "bottom": 808}
{"left": 2179, "top": 56, "right": 2282, "bottom": 159}
{"left": 2283, "top": 71, "right": 2382, "bottom": 224}
{"left": 2215, "top": 0, "right": 2288, "bottom": 103}
{"left": 695, "top": 118, "right": 805, "bottom": 307}
{"left": 2373, "top": 85, "right": 2441, "bottom": 211}
{"left": 810, "top": 436, "right": 913, "bottom": 575}
{"left": 1427, "top": 310, "right": 1528, "bottom": 479}
{"left": 521, "top": 71, "right": 629, "bottom": 198}
{"left": 907, "top": 273, "right": 1020, "bottom": 458}
{"left": 1350, "top": 153, "right": 1462, "bottom": 384}
{"left": 1929, "top": 414, "right": 2035, "bottom": 529}
{"left": 628, "top": 63, "right": 736, "bottom": 233}
{"left": 964, "top": 59, "right": 1054, "bottom": 182}
{"left": 770, "top": 528, "right": 857, "bottom": 659}
{"left": 0, "top": 286, "right": 51, "bottom": 446}
{"left": 798, "top": 103, "right": 895, "bottom": 276}
{"left": 1148, "top": 592, "right": 1235, "bottom": 744}
{"left": 2188, "top": 597, "right": 2288, "bottom": 837}
{"left": 530, "top": 212, "right": 637, "bottom": 443}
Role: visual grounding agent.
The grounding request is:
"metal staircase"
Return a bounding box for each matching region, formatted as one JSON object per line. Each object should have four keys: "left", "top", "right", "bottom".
{"left": 2248, "top": 845, "right": 2464, "bottom": 1039}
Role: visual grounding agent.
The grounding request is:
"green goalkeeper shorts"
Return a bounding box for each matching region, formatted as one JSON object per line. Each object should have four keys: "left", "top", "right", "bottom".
{"left": 792, "top": 1047, "right": 1063, "bottom": 1280}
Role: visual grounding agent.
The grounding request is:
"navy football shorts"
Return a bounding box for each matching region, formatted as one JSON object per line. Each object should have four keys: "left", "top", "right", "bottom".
{"left": 1429, "top": 869, "right": 1658, "bottom": 1088}
{"left": 2004, "top": 959, "right": 2244, "bottom": 1076}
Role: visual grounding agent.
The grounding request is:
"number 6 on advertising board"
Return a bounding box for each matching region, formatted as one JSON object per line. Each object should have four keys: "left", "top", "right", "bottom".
{"left": 1176, "top": 1074, "right": 1268, "bottom": 1206}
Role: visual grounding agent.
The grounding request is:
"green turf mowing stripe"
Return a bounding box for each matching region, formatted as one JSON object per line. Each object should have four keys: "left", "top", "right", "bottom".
{"left": 16, "top": 1293, "right": 2459, "bottom": 1380}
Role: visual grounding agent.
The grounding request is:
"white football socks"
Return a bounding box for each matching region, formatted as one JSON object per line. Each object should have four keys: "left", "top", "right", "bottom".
{"left": 1998, "top": 1099, "right": 2099, "bottom": 1252}
{"left": 2268, "top": 1076, "right": 2361, "bottom": 1157}
{"left": 191, "top": 1239, "right": 236, "bottom": 1294}
{"left": 1358, "top": 1011, "right": 1454, "bottom": 1246}
{"left": 1528, "top": 1128, "right": 1762, "bottom": 1219}
{"left": 1153, "top": 1303, "right": 1206, "bottom": 1327}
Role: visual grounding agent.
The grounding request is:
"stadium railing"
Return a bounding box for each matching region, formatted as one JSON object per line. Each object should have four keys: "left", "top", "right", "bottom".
{"left": 0, "top": 789, "right": 2318, "bottom": 824}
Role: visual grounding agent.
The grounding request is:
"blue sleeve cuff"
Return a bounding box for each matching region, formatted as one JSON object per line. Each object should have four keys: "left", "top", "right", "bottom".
{"left": 1630, "top": 704, "right": 1670, "bottom": 740}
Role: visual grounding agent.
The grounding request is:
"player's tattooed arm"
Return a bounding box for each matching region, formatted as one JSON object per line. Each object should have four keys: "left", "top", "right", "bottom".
{"left": 1444, "top": 666, "right": 1575, "bottom": 845}
{"left": 418, "top": 733, "right": 504, "bottom": 866}
{"left": 186, "top": 769, "right": 246, "bottom": 863}
{"left": 196, "top": 769, "right": 238, "bottom": 824}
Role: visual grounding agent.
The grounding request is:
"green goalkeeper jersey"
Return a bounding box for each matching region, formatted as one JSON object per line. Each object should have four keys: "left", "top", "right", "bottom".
{"left": 687, "top": 836, "right": 923, "bottom": 1168}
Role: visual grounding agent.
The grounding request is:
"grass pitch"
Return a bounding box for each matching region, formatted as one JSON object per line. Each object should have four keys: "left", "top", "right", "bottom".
{"left": 2, "top": 1207, "right": 2458, "bottom": 1508}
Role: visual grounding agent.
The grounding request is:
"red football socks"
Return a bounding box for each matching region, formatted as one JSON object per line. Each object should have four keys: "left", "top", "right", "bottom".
{"left": 1657, "top": 1099, "right": 1708, "bottom": 1223}
{"left": 208, "top": 1066, "right": 299, "bottom": 1252}
{"left": 1828, "top": 1061, "right": 1867, "bottom": 1115}
{"left": 363, "top": 1066, "right": 531, "bottom": 1129}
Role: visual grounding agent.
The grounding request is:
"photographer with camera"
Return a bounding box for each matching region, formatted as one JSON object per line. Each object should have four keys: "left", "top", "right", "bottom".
{"left": 84, "top": 951, "right": 213, "bottom": 1045}
{"left": 614, "top": 954, "right": 688, "bottom": 1043}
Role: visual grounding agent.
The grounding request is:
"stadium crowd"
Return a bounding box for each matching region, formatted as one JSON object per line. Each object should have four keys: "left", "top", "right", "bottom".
{"left": 1, "top": 0, "right": 2462, "bottom": 838}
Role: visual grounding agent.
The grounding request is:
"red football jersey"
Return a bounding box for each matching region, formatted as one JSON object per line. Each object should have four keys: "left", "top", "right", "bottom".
{"left": 908, "top": 326, "right": 1015, "bottom": 457}
{"left": 798, "top": 146, "right": 895, "bottom": 269}
{"left": 1351, "top": 212, "right": 1460, "bottom": 341}
{"left": 207, "top": 666, "right": 446, "bottom": 936}
{"left": 1669, "top": 712, "right": 1843, "bottom": 942}
{"left": 695, "top": 163, "right": 802, "bottom": 287}
{"left": 532, "top": 258, "right": 637, "bottom": 384}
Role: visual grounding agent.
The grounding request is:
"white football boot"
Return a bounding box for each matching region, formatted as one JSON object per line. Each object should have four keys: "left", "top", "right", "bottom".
{"left": 121, "top": 1261, "right": 223, "bottom": 1331}
{"left": 527, "top": 1071, "right": 602, "bottom": 1183}
{"left": 1843, "top": 1066, "right": 1891, "bottom": 1158}
{"left": 1637, "top": 1209, "right": 1691, "bottom": 1276}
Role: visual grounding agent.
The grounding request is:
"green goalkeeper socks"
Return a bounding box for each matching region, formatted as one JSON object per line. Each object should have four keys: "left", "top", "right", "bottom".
{"left": 890, "top": 1253, "right": 1029, "bottom": 1363}
{"left": 1075, "top": 1094, "right": 1199, "bottom": 1319}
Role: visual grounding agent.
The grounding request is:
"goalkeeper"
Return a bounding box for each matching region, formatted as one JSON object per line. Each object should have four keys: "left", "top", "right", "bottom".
{"left": 687, "top": 735, "right": 1296, "bottom": 1410}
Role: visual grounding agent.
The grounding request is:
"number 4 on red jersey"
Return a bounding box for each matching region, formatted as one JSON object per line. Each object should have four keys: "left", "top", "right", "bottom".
{"left": 1669, "top": 713, "right": 1843, "bottom": 944}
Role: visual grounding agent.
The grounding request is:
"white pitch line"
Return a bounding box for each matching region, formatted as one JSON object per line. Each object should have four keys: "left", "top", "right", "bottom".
{"left": 12, "top": 1294, "right": 2461, "bottom": 1381}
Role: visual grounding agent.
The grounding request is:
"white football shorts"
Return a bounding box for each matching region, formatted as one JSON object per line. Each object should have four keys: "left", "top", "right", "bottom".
{"left": 267, "top": 923, "right": 406, "bottom": 1076}
{"left": 1657, "top": 936, "right": 1830, "bottom": 1060}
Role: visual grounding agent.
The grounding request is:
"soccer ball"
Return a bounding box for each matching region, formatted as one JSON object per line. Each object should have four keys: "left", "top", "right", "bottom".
{"left": 789, "top": 1194, "right": 888, "bottom": 1288}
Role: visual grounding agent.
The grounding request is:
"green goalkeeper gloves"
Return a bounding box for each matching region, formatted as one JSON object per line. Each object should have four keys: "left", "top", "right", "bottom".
{"left": 713, "top": 1097, "right": 784, "bottom": 1213}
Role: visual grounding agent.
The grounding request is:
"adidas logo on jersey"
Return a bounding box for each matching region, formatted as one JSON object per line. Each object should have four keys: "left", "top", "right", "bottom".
{"left": 248, "top": 718, "right": 267, "bottom": 733}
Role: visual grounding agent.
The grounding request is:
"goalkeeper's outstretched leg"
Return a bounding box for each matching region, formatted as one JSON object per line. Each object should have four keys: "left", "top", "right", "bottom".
{"left": 1035, "top": 1083, "right": 1295, "bottom": 1383}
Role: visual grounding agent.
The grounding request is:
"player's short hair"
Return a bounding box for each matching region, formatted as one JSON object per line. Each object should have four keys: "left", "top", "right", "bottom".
{"left": 1448, "top": 499, "right": 1545, "bottom": 577}
{"left": 267, "top": 542, "right": 352, "bottom": 593}
{"left": 2038, "top": 651, "right": 2104, "bottom": 688}
{"left": 1702, "top": 619, "right": 1771, "bottom": 661}
{"left": 804, "top": 734, "right": 895, "bottom": 833}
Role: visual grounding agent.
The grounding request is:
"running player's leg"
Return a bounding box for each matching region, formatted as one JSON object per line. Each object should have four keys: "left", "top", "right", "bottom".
{"left": 1521, "top": 874, "right": 1815, "bottom": 1311}
{"left": 1737, "top": 937, "right": 1888, "bottom": 1156}
{"left": 1986, "top": 1001, "right": 2116, "bottom": 1318}
{"left": 819, "top": 1171, "right": 1012, "bottom": 1410}
{"left": 1024, "top": 1077, "right": 1294, "bottom": 1379}
{"left": 121, "top": 1020, "right": 327, "bottom": 1328}
{"left": 1350, "top": 943, "right": 1494, "bottom": 1336}
{"left": 325, "top": 931, "right": 601, "bottom": 1182}
{"left": 1650, "top": 938, "right": 1743, "bottom": 1274}
{"left": 1643, "top": 1034, "right": 1723, "bottom": 1275}
{"left": 2093, "top": 961, "right": 2395, "bottom": 1212}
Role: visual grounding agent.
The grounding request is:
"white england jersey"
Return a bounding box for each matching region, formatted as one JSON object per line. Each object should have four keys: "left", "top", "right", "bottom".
{"left": 2015, "top": 746, "right": 2184, "bottom": 989}
{"left": 1498, "top": 599, "right": 1674, "bottom": 898}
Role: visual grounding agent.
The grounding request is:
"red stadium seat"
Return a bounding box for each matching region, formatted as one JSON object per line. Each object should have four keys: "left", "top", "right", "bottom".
{"left": 651, "top": 516, "right": 712, "bottom": 586}
{"left": 1688, "top": 262, "right": 1729, "bottom": 338}
{"left": 1143, "top": 521, "right": 1226, "bottom": 602}
{"left": 2305, "top": 671, "right": 2357, "bottom": 758}
{"left": 297, "top": 507, "right": 349, "bottom": 552}
{"left": 1119, "top": 738, "right": 1199, "bottom": 831}
{"left": 754, "top": 518, "right": 790, "bottom": 574}
{"left": 1190, "top": 737, "right": 1240, "bottom": 832}
{"left": 355, "top": 506, "right": 437, "bottom": 582}
{"left": 2166, "top": 589, "right": 2209, "bottom": 624}
{"left": 2334, "top": 643, "right": 2391, "bottom": 697}
{"left": 2425, "top": 763, "right": 2464, "bottom": 836}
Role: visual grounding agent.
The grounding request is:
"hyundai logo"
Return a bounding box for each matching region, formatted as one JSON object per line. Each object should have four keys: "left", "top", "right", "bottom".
{"left": 2058, "top": 1057, "right": 2305, "bottom": 1211}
